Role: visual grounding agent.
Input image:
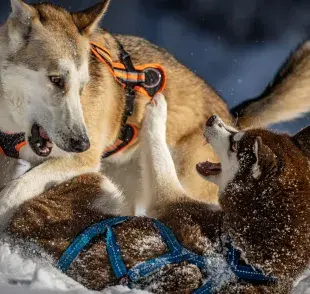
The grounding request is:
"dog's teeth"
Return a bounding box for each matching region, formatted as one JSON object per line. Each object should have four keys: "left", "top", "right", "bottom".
{"left": 47, "top": 142, "right": 53, "bottom": 148}
{"left": 36, "top": 143, "right": 41, "bottom": 147}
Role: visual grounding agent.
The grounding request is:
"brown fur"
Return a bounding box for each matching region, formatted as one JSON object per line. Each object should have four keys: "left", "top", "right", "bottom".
{"left": 221, "top": 128, "right": 310, "bottom": 284}
{"left": 8, "top": 123, "right": 310, "bottom": 293}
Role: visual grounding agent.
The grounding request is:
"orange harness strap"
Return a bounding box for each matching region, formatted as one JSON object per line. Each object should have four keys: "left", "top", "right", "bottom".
{"left": 0, "top": 131, "right": 27, "bottom": 158}
{"left": 90, "top": 42, "right": 167, "bottom": 99}
{"left": 90, "top": 41, "right": 167, "bottom": 158}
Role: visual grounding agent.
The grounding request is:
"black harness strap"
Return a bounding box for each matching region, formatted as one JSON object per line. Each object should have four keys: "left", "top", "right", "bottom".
{"left": 118, "top": 43, "right": 136, "bottom": 136}
{"left": 0, "top": 132, "right": 26, "bottom": 159}
{"left": 102, "top": 43, "right": 137, "bottom": 159}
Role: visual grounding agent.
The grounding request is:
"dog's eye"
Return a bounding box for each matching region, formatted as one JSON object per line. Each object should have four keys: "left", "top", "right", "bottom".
{"left": 49, "top": 76, "right": 65, "bottom": 88}
{"left": 231, "top": 141, "right": 237, "bottom": 152}
{"left": 230, "top": 136, "right": 238, "bottom": 152}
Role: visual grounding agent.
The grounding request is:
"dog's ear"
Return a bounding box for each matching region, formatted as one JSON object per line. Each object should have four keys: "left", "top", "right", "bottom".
{"left": 10, "top": 0, "right": 37, "bottom": 20}
{"left": 253, "top": 136, "right": 277, "bottom": 179}
{"left": 8, "top": 0, "right": 38, "bottom": 51}
{"left": 72, "top": 0, "right": 110, "bottom": 35}
{"left": 292, "top": 126, "right": 310, "bottom": 156}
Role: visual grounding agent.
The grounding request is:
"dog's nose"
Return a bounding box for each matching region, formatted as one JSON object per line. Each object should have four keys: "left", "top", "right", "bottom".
{"left": 206, "top": 115, "right": 218, "bottom": 127}
{"left": 69, "top": 137, "right": 90, "bottom": 153}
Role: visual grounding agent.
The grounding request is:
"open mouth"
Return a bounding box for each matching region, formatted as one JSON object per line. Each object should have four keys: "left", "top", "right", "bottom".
{"left": 196, "top": 161, "right": 222, "bottom": 177}
{"left": 28, "top": 123, "right": 54, "bottom": 157}
{"left": 197, "top": 128, "right": 221, "bottom": 177}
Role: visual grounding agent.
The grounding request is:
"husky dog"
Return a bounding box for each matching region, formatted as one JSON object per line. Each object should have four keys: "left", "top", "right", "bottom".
{"left": 8, "top": 94, "right": 310, "bottom": 293}
{"left": 0, "top": 0, "right": 308, "bottom": 227}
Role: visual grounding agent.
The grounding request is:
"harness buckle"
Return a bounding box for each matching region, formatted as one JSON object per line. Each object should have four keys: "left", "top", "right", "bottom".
{"left": 142, "top": 68, "right": 162, "bottom": 89}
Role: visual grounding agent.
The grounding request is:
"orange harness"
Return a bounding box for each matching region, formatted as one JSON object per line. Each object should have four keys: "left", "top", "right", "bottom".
{"left": 91, "top": 41, "right": 167, "bottom": 158}
{"left": 0, "top": 41, "right": 167, "bottom": 159}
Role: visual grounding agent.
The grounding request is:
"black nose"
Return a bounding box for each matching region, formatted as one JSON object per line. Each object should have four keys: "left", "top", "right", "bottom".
{"left": 206, "top": 115, "right": 218, "bottom": 127}
{"left": 69, "top": 137, "right": 90, "bottom": 153}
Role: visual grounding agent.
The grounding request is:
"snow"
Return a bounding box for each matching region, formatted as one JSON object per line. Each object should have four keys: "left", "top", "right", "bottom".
{"left": 0, "top": 238, "right": 149, "bottom": 294}
{"left": 0, "top": 237, "right": 308, "bottom": 294}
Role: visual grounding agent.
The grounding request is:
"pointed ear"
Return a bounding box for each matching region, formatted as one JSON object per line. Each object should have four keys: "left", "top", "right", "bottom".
{"left": 10, "top": 0, "right": 37, "bottom": 21}
{"left": 8, "top": 0, "right": 38, "bottom": 52}
{"left": 72, "top": 0, "right": 110, "bottom": 35}
{"left": 253, "top": 136, "right": 277, "bottom": 178}
{"left": 292, "top": 126, "right": 310, "bottom": 156}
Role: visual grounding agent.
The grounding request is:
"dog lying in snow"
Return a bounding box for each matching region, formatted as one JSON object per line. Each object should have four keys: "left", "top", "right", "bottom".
{"left": 6, "top": 94, "right": 310, "bottom": 293}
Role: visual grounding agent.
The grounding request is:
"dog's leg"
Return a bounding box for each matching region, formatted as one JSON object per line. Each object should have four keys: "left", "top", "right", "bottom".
{"left": 140, "top": 94, "right": 186, "bottom": 216}
{"left": 0, "top": 151, "right": 105, "bottom": 231}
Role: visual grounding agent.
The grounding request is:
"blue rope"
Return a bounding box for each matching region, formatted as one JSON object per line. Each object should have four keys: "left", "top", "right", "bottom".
{"left": 106, "top": 226, "right": 127, "bottom": 279}
{"left": 127, "top": 219, "right": 207, "bottom": 282}
{"left": 57, "top": 216, "right": 130, "bottom": 272}
{"left": 57, "top": 216, "right": 276, "bottom": 293}
{"left": 227, "top": 244, "right": 277, "bottom": 283}
{"left": 192, "top": 280, "right": 213, "bottom": 294}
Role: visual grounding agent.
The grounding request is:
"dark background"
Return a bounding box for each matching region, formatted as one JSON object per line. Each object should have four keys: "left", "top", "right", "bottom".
{"left": 2, "top": 0, "right": 310, "bottom": 133}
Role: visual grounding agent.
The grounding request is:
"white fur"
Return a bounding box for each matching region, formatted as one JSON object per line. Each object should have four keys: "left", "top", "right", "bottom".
{"left": 233, "top": 132, "right": 245, "bottom": 142}
{"left": 0, "top": 64, "right": 46, "bottom": 133}
{"left": 102, "top": 94, "right": 185, "bottom": 216}
{"left": 139, "top": 94, "right": 185, "bottom": 215}
{"left": 101, "top": 153, "right": 142, "bottom": 215}
{"left": 203, "top": 116, "right": 240, "bottom": 193}
{"left": 252, "top": 140, "right": 261, "bottom": 179}
{"left": 92, "top": 176, "right": 126, "bottom": 215}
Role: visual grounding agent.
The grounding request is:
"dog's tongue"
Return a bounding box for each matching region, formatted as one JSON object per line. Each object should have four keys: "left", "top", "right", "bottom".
{"left": 196, "top": 161, "right": 221, "bottom": 176}
{"left": 39, "top": 127, "right": 49, "bottom": 140}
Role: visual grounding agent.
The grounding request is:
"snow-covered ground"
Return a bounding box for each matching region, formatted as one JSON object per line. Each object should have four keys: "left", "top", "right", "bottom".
{"left": 0, "top": 238, "right": 148, "bottom": 294}
{"left": 0, "top": 237, "right": 308, "bottom": 294}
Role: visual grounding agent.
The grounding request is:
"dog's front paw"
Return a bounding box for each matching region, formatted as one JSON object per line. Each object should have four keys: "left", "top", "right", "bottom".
{"left": 141, "top": 93, "right": 168, "bottom": 141}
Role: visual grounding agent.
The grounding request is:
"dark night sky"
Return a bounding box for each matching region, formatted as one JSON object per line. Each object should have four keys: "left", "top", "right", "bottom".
{"left": 2, "top": 0, "right": 310, "bottom": 133}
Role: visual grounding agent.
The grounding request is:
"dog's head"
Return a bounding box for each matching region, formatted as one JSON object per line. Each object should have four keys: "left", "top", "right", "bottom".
{"left": 2, "top": 0, "right": 110, "bottom": 157}
{"left": 197, "top": 115, "right": 310, "bottom": 276}
{"left": 196, "top": 115, "right": 310, "bottom": 194}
